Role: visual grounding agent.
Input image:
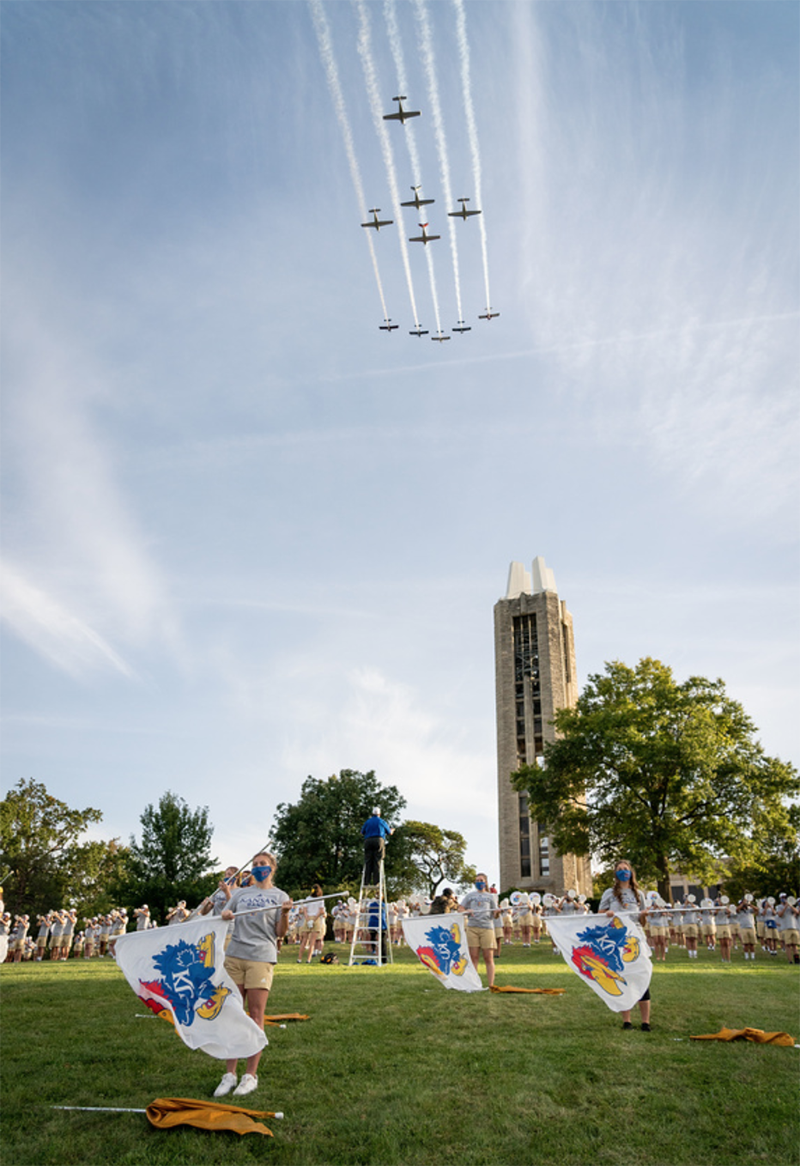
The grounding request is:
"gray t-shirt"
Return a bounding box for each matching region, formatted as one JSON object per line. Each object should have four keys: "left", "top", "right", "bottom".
{"left": 459, "top": 890, "right": 498, "bottom": 930}
{"left": 598, "top": 886, "right": 645, "bottom": 915}
{"left": 225, "top": 884, "right": 290, "bottom": 963}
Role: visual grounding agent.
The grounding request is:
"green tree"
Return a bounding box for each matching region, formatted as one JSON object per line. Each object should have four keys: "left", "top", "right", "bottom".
{"left": 270, "top": 770, "right": 406, "bottom": 895}
{"left": 512, "top": 658, "right": 799, "bottom": 902}
{"left": 121, "top": 791, "right": 217, "bottom": 923}
{"left": 394, "top": 820, "right": 477, "bottom": 897}
{"left": 65, "top": 838, "right": 131, "bottom": 921}
{"left": 0, "top": 779, "right": 107, "bottom": 917}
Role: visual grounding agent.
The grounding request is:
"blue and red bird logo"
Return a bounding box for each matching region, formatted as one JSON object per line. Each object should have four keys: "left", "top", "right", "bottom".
{"left": 138, "top": 931, "right": 230, "bottom": 1026}
{"left": 570, "top": 917, "right": 640, "bottom": 996}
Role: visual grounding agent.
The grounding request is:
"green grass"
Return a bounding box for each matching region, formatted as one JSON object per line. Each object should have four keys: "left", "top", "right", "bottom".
{"left": 1, "top": 944, "right": 799, "bottom": 1166}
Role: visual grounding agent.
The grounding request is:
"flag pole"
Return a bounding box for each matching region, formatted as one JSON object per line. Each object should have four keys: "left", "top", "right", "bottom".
{"left": 228, "top": 891, "right": 348, "bottom": 919}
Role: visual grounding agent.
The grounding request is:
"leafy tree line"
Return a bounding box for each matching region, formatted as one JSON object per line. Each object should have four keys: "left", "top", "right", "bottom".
{"left": 0, "top": 773, "right": 477, "bottom": 920}
{"left": 512, "top": 658, "right": 799, "bottom": 901}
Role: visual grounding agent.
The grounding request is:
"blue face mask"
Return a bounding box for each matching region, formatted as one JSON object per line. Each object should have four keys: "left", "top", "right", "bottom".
{"left": 475, "top": 881, "right": 486, "bottom": 891}
{"left": 251, "top": 865, "right": 272, "bottom": 882}
{"left": 616, "top": 869, "right": 631, "bottom": 882}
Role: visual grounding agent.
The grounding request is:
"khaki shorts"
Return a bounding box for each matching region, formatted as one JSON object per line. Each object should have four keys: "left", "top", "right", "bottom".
{"left": 780, "top": 929, "right": 800, "bottom": 945}
{"left": 739, "top": 928, "right": 756, "bottom": 944}
{"left": 649, "top": 926, "right": 667, "bottom": 938}
{"left": 466, "top": 926, "right": 496, "bottom": 952}
{"left": 715, "top": 926, "right": 732, "bottom": 939}
{"left": 224, "top": 956, "right": 275, "bottom": 991}
{"left": 701, "top": 925, "right": 716, "bottom": 937}
{"left": 312, "top": 916, "right": 326, "bottom": 937}
{"left": 683, "top": 925, "right": 698, "bottom": 938}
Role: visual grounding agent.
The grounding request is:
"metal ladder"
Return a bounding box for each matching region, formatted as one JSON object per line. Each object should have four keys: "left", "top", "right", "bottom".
{"left": 348, "top": 858, "right": 393, "bottom": 966}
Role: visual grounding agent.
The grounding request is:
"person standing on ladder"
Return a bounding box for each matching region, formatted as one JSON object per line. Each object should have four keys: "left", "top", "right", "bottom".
{"left": 361, "top": 807, "right": 394, "bottom": 885}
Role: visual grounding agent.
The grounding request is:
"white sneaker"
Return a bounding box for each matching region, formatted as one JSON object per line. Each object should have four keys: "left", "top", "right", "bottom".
{"left": 233, "top": 1073, "right": 258, "bottom": 1097}
{"left": 213, "top": 1072, "right": 237, "bottom": 1098}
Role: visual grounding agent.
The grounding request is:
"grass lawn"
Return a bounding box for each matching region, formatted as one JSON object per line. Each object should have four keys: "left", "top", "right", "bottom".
{"left": 1, "top": 942, "right": 798, "bottom": 1166}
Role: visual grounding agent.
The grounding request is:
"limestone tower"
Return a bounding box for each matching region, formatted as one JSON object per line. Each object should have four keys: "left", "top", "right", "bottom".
{"left": 494, "top": 557, "right": 592, "bottom": 896}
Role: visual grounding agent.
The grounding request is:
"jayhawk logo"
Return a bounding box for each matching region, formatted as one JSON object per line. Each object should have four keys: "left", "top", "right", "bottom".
{"left": 570, "top": 917, "right": 640, "bottom": 997}
{"left": 416, "top": 923, "right": 469, "bottom": 977}
{"left": 138, "top": 931, "right": 230, "bottom": 1026}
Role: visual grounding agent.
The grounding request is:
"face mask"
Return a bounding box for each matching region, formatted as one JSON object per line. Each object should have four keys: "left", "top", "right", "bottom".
{"left": 251, "top": 865, "right": 272, "bottom": 882}
{"left": 475, "top": 881, "right": 486, "bottom": 891}
{"left": 616, "top": 870, "right": 631, "bottom": 882}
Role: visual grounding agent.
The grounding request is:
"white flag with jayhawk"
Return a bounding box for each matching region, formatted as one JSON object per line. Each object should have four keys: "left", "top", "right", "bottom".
{"left": 546, "top": 913, "right": 652, "bottom": 1012}
{"left": 401, "top": 912, "right": 485, "bottom": 992}
{"left": 114, "top": 917, "right": 267, "bottom": 1059}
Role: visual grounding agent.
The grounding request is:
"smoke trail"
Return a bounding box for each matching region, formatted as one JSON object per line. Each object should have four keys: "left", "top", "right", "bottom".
{"left": 355, "top": 0, "right": 420, "bottom": 325}
{"left": 453, "top": 0, "right": 492, "bottom": 310}
{"left": 308, "top": 0, "right": 389, "bottom": 321}
{"left": 384, "top": 0, "right": 442, "bottom": 333}
{"left": 413, "top": 0, "right": 463, "bottom": 323}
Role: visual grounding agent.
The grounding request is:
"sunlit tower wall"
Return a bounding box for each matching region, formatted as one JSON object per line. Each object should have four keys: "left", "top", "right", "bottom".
{"left": 494, "top": 558, "right": 592, "bottom": 897}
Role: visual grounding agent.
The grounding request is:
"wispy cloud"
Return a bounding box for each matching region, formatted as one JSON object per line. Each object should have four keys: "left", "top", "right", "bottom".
{"left": 0, "top": 563, "right": 135, "bottom": 679}
{"left": 511, "top": 3, "right": 799, "bottom": 527}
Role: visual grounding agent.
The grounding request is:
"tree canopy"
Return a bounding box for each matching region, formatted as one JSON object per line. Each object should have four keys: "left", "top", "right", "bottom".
{"left": 512, "top": 658, "right": 799, "bottom": 900}
{"left": 270, "top": 769, "right": 407, "bottom": 894}
{"left": 0, "top": 778, "right": 128, "bottom": 918}
{"left": 120, "top": 791, "right": 218, "bottom": 923}
{"left": 393, "top": 820, "right": 477, "bottom": 897}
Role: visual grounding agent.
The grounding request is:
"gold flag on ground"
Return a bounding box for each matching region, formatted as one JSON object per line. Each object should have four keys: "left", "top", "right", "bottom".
{"left": 490, "top": 985, "right": 565, "bottom": 995}
{"left": 263, "top": 1012, "right": 310, "bottom": 1026}
{"left": 145, "top": 1097, "right": 281, "bottom": 1136}
{"left": 690, "top": 1027, "right": 795, "bottom": 1046}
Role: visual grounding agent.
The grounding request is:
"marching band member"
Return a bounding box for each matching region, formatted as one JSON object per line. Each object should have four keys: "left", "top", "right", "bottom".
{"left": 216, "top": 851, "right": 292, "bottom": 1099}
{"left": 734, "top": 895, "right": 758, "bottom": 960}
{"left": 459, "top": 872, "right": 500, "bottom": 988}
{"left": 776, "top": 894, "right": 800, "bottom": 964}
{"left": 759, "top": 897, "right": 778, "bottom": 955}
{"left": 297, "top": 884, "right": 326, "bottom": 964}
{"left": 531, "top": 894, "right": 543, "bottom": 942}
{"left": 714, "top": 897, "right": 734, "bottom": 963}
{"left": 682, "top": 896, "right": 700, "bottom": 959}
{"left": 699, "top": 899, "right": 716, "bottom": 952}
{"left": 599, "top": 860, "right": 652, "bottom": 1031}
{"left": 647, "top": 898, "right": 669, "bottom": 962}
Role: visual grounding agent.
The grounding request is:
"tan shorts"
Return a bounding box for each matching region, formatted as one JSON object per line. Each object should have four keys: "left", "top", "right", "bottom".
{"left": 739, "top": 928, "right": 756, "bottom": 944}
{"left": 466, "top": 926, "right": 496, "bottom": 952}
{"left": 649, "top": 926, "right": 667, "bottom": 938}
{"left": 780, "top": 929, "right": 799, "bottom": 945}
{"left": 701, "top": 925, "right": 716, "bottom": 937}
{"left": 683, "top": 925, "right": 698, "bottom": 938}
{"left": 715, "top": 926, "right": 732, "bottom": 939}
{"left": 312, "top": 916, "right": 326, "bottom": 937}
{"left": 224, "top": 956, "right": 275, "bottom": 991}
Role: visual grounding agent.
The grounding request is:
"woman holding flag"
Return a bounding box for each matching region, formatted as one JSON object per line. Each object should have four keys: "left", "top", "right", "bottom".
{"left": 214, "top": 852, "right": 292, "bottom": 1099}
{"left": 599, "top": 860, "right": 652, "bottom": 1032}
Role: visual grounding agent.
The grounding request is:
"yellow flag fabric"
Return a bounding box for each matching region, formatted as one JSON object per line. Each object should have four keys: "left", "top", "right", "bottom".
{"left": 263, "top": 1012, "right": 310, "bottom": 1026}
{"left": 490, "top": 985, "right": 565, "bottom": 995}
{"left": 689, "top": 1027, "right": 795, "bottom": 1046}
{"left": 145, "top": 1097, "right": 277, "bottom": 1136}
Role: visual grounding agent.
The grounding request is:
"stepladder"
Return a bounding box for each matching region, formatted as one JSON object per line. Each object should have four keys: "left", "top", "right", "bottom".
{"left": 348, "top": 858, "right": 393, "bottom": 966}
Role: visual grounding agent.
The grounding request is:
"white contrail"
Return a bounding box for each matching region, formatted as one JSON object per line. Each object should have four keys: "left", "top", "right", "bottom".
{"left": 309, "top": 0, "right": 389, "bottom": 321}
{"left": 355, "top": 0, "right": 420, "bottom": 326}
{"left": 413, "top": 0, "right": 463, "bottom": 323}
{"left": 453, "top": 0, "right": 491, "bottom": 310}
{"left": 384, "top": 0, "right": 442, "bottom": 333}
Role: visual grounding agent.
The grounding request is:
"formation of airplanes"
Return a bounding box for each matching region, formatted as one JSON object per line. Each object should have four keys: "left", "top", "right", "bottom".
{"left": 365, "top": 97, "right": 498, "bottom": 339}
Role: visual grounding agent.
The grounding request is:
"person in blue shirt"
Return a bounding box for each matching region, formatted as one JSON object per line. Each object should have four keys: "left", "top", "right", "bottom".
{"left": 361, "top": 807, "right": 394, "bottom": 884}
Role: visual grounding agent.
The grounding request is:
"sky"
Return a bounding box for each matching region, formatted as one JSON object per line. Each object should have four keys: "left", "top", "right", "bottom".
{"left": 1, "top": 0, "right": 798, "bottom": 886}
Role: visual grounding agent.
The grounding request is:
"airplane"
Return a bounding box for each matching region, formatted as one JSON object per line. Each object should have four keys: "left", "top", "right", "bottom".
{"left": 409, "top": 222, "right": 440, "bottom": 245}
{"left": 409, "top": 324, "right": 429, "bottom": 337}
{"left": 361, "top": 208, "right": 393, "bottom": 231}
{"left": 452, "top": 320, "right": 472, "bottom": 333}
{"left": 478, "top": 307, "right": 500, "bottom": 320}
{"left": 379, "top": 319, "right": 399, "bottom": 332}
{"left": 431, "top": 331, "right": 451, "bottom": 343}
{"left": 383, "top": 96, "right": 420, "bottom": 124}
{"left": 401, "top": 185, "right": 434, "bottom": 210}
{"left": 448, "top": 197, "right": 482, "bottom": 220}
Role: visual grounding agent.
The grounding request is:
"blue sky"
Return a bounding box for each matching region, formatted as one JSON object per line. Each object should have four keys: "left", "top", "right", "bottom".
{"left": 2, "top": 0, "right": 797, "bottom": 884}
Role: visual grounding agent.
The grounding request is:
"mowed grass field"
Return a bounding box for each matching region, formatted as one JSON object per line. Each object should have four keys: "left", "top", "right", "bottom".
{"left": 1, "top": 941, "right": 798, "bottom": 1166}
